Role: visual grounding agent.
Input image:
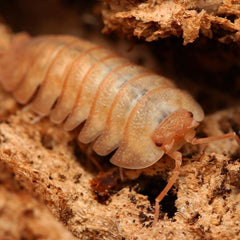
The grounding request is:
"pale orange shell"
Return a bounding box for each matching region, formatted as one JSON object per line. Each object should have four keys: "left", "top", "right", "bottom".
{"left": 0, "top": 35, "right": 204, "bottom": 169}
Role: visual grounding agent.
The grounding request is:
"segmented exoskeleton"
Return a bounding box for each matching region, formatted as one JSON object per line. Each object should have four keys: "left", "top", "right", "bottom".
{"left": 0, "top": 34, "right": 239, "bottom": 226}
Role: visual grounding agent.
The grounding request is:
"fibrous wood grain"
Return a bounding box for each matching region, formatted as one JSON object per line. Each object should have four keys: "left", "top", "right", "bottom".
{"left": 0, "top": 162, "right": 76, "bottom": 240}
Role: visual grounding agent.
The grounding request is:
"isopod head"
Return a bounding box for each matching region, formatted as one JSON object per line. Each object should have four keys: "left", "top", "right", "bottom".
{"left": 152, "top": 109, "right": 200, "bottom": 153}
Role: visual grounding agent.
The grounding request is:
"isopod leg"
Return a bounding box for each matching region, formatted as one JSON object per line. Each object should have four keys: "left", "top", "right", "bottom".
{"left": 78, "top": 142, "right": 103, "bottom": 172}
{"left": 185, "top": 131, "right": 240, "bottom": 146}
{"left": 153, "top": 151, "right": 182, "bottom": 227}
{"left": 119, "top": 167, "right": 124, "bottom": 182}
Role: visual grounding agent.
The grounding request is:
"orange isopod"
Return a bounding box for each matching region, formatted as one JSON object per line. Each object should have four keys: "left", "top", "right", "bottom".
{"left": 0, "top": 33, "right": 239, "bottom": 226}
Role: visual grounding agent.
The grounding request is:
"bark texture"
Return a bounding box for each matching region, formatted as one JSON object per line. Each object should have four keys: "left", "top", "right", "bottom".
{"left": 102, "top": 0, "right": 240, "bottom": 44}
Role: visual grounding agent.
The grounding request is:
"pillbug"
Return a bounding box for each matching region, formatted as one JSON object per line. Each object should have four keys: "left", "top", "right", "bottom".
{"left": 0, "top": 33, "right": 239, "bottom": 226}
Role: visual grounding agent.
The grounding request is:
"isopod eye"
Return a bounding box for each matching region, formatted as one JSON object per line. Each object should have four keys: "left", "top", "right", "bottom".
{"left": 155, "top": 142, "right": 162, "bottom": 147}
{"left": 188, "top": 111, "right": 194, "bottom": 118}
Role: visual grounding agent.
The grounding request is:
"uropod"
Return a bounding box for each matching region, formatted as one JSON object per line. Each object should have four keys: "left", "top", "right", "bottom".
{"left": 0, "top": 33, "right": 239, "bottom": 226}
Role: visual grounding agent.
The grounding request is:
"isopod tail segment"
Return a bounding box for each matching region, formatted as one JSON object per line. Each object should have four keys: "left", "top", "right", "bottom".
{"left": 152, "top": 109, "right": 240, "bottom": 227}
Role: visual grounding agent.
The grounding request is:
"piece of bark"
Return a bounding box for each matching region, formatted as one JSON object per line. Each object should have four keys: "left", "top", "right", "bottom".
{"left": 102, "top": 0, "right": 240, "bottom": 45}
